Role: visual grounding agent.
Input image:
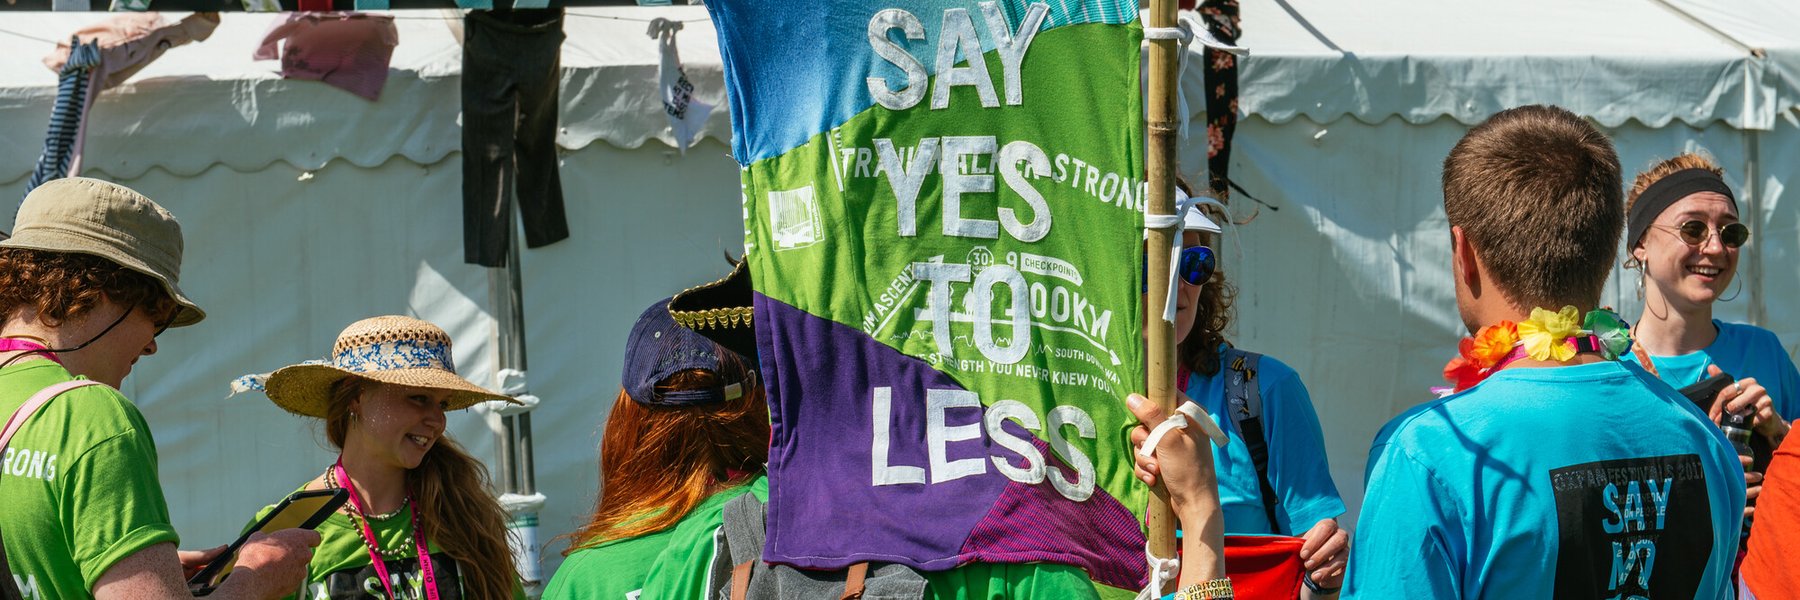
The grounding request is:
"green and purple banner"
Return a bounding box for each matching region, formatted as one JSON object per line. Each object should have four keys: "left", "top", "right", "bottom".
{"left": 707, "top": 0, "right": 1148, "bottom": 588}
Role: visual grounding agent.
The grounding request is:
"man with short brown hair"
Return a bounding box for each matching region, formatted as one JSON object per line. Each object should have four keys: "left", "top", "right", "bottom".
{"left": 1344, "top": 106, "right": 1745, "bottom": 599}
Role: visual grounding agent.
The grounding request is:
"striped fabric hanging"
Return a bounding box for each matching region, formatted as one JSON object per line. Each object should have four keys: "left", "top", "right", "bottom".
{"left": 25, "top": 37, "right": 103, "bottom": 198}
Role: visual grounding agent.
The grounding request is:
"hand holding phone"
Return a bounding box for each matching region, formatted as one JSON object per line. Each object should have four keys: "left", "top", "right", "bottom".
{"left": 188, "top": 488, "right": 347, "bottom": 595}
{"left": 1678, "top": 373, "right": 1736, "bottom": 413}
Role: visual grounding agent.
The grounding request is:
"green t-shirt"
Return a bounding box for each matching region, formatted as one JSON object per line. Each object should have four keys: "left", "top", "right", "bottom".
{"left": 250, "top": 485, "right": 526, "bottom": 600}
{"left": 920, "top": 563, "right": 1104, "bottom": 600}
{"left": 0, "top": 360, "right": 178, "bottom": 600}
{"left": 546, "top": 476, "right": 767, "bottom": 600}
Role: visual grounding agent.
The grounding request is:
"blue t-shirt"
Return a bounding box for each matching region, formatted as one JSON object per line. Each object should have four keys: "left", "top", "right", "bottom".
{"left": 1181, "top": 349, "right": 1345, "bottom": 536}
{"left": 1345, "top": 360, "right": 1745, "bottom": 599}
{"left": 1632, "top": 320, "right": 1800, "bottom": 421}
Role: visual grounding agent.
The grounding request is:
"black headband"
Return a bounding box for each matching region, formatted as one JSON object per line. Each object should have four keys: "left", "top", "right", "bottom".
{"left": 1627, "top": 168, "right": 1737, "bottom": 249}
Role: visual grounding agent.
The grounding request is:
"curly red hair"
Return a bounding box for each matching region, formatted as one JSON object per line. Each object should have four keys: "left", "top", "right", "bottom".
{"left": 0, "top": 248, "right": 176, "bottom": 325}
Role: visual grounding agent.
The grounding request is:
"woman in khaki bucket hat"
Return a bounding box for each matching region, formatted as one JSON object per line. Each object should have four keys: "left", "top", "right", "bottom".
{"left": 234, "top": 315, "right": 524, "bottom": 600}
{"left": 0, "top": 177, "right": 316, "bottom": 600}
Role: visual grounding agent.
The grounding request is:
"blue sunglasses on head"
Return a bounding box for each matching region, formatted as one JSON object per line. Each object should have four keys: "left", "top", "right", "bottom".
{"left": 1143, "top": 245, "right": 1217, "bottom": 291}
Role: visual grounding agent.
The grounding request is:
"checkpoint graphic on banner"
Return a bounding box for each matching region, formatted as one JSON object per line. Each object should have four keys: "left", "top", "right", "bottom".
{"left": 707, "top": 0, "right": 1151, "bottom": 589}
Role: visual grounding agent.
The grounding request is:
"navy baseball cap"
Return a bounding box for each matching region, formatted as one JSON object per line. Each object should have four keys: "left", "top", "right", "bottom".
{"left": 622, "top": 296, "right": 751, "bottom": 407}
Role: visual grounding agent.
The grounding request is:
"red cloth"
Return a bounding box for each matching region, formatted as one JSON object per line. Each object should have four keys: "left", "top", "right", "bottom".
{"left": 1224, "top": 535, "right": 1304, "bottom": 600}
{"left": 1743, "top": 432, "right": 1800, "bottom": 598}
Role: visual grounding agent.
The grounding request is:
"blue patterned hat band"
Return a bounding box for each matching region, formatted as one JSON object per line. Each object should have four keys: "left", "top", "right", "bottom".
{"left": 332, "top": 339, "right": 456, "bottom": 374}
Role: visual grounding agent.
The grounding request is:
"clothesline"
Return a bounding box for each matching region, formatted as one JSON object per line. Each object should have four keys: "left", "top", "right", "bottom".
{"left": 384, "top": 12, "right": 710, "bottom": 23}
{"left": 0, "top": 27, "right": 58, "bottom": 45}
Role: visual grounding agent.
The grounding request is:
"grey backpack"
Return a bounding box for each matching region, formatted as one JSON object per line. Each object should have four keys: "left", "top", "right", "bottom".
{"left": 707, "top": 493, "right": 928, "bottom": 600}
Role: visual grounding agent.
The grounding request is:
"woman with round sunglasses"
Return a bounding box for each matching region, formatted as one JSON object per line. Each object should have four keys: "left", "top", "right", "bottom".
{"left": 1168, "top": 182, "right": 1348, "bottom": 599}
{"left": 1625, "top": 154, "right": 1793, "bottom": 448}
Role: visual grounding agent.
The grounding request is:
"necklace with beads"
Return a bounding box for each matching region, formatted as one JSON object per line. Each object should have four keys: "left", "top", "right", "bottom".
{"left": 331, "top": 458, "right": 441, "bottom": 600}
{"left": 325, "top": 465, "right": 417, "bottom": 561}
{"left": 325, "top": 466, "right": 410, "bottom": 521}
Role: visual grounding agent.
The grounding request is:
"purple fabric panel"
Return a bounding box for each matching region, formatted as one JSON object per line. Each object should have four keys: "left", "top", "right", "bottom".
{"left": 756, "top": 293, "right": 1007, "bottom": 570}
{"left": 962, "top": 432, "right": 1148, "bottom": 589}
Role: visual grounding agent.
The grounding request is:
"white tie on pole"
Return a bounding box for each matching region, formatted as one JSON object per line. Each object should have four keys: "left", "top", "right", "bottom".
{"left": 647, "top": 18, "right": 714, "bottom": 154}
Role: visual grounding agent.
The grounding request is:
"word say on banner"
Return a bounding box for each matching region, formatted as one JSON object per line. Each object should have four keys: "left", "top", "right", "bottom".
{"left": 867, "top": 2, "right": 1050, "bottom": 111}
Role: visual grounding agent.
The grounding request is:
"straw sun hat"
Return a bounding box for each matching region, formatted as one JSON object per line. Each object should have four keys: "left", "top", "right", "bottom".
{"left": 240, "top": 316, "right": 517, "bottom": 418}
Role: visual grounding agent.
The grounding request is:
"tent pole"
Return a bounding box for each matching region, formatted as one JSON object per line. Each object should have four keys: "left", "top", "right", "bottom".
{"left": 1144, "top": 0, "right": 1182, "bottom": 592}
{"left": 489, "top": 210, "right": 544, "bottom": 596}
{"left": 1744, "top": 129, "right": 1764, "bottom": 326}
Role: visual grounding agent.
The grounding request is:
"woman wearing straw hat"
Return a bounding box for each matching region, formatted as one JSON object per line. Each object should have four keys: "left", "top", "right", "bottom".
{"left": 0, "top": 177, "right": 316, "bottom": 600}
{"left": 241, "top": 315, "right": 523, "bottom": 600}
{"left": 545, "top": 295, "right": 769, "bottom": 600}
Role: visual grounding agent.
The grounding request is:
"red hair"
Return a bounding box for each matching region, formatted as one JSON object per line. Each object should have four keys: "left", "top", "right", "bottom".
{"left": 563, "top": 350, "right": 768, "bottom": 552}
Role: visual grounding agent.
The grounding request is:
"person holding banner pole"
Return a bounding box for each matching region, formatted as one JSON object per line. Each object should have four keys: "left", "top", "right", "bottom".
{"left": 1170, "top": 185, "right": 1347, "bottom": 598}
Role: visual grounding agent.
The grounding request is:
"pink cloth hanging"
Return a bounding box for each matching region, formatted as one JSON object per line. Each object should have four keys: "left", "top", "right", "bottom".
{"left": 254, "top": 12, "right": 399, "bottom": 102}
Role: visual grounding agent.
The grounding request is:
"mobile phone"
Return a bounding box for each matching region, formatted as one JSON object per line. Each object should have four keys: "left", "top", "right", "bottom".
{"left": 1678, "top": 372, "right": 1736, "bottom": 412}
{"left": 188, "top": 488, "right": 349, "bottom": 595}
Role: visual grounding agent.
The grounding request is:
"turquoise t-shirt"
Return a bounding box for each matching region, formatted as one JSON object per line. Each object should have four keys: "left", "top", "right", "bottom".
{"left": 1180, "top": 348, "right": 1345, "bottom": 535}
{"left": 0, "top": 360, "right": 178, "bottom": 600}
{"left": 1345, "top": 361, "right": 1745, "bottom": 599}
{"left": 546, "top": 476, "right": 767, "bottom": 600}
{"left": 1632, "top": 320, "right": 1800, "bottom": 420}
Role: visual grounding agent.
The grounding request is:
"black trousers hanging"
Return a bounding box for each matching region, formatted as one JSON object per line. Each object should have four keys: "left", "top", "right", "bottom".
{"left": 462, "top": 9, "right": 569, "bottom": 267}
{"left": 1199, "top": 0, "right": 1240, "bottom": 200}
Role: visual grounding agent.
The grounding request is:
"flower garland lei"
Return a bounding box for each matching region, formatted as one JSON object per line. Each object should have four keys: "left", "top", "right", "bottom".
{"left": 1437, "top": 306, "right": 1634, "bottom": 395}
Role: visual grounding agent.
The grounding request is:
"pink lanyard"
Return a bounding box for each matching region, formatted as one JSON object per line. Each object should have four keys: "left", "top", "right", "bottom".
{"left": 334, "top": 458, "right": 440, "bottom": 600}
{"left": 0, "top": 338, "right": 61, "bottom": 365}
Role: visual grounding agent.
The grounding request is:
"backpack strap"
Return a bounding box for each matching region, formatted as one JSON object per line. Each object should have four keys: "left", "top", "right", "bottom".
{"left": 721, "top": 493, "right": 766, "bottom": 600}
{"left": 2, "top": 380, "right": 102, "bottom": 452}
{"left": 0, "top": 379, "right": 102, "bottom": 600}
{"left": 1222, "top": 349, "right": 1281, "bottom": 532}
{"left": 839, "top": 563, "right": 868, "bottom": 600}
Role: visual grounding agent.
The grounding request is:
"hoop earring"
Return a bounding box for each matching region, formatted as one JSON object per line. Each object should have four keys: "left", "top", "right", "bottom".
{"left": 1720, "top": 276, "right": 1743, "bottom": 303}
{"left": 1642, "top": 263, "right": 1670, "bottom": 321}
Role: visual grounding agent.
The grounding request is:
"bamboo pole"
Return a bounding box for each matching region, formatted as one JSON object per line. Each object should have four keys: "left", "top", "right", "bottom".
{"left": 1143, "top": 0, "right": 1181, "bottom": 591}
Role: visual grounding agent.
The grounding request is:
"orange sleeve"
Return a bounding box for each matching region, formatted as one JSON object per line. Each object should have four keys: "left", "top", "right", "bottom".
{"left": 1744, "top": 432, "right": 1800, "bottom": 598}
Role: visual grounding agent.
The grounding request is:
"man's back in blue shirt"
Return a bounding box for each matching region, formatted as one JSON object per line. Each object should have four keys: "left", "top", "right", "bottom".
{"left": 1345, "top": 360, "right": 1746, "bottom": 599}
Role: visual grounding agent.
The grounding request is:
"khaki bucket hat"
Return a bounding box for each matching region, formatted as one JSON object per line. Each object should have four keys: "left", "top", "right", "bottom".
{"left": 252, "top": 316, "right": 518, "bottom": 418}
{"left": 0, "top": 177, "right": 205, "bottom": 327}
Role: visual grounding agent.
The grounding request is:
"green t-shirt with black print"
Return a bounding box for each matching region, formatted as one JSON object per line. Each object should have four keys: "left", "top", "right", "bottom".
{"left": 0, "top": 360, "right": 179, "bottom": 600}
{"left": 250, "top": 485, "right": 526, "bottom": 600}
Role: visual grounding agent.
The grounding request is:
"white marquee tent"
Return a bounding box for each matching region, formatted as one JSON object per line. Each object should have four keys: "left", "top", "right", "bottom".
{"left": 2, "top": 0, "right": 1798, "bottom": 586}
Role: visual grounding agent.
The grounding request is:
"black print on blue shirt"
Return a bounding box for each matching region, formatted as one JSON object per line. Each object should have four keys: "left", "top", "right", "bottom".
{"left": 1550, "top": 455, "right": 1713, "bottom": 600}
{"left": 310, "top": 552, "right": 463, "bottom": 600}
